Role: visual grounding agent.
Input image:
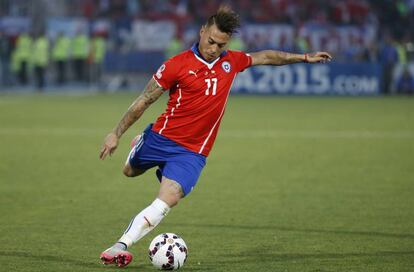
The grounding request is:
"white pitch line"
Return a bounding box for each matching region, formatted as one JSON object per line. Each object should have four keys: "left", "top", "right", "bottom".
{"left": 0, "top": 127, "right": 413, "bottom": 139}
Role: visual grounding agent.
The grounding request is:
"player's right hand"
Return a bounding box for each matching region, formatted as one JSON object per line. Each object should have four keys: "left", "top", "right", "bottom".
{"left": 100, "top": 132, "right": 119, "bottom": 160}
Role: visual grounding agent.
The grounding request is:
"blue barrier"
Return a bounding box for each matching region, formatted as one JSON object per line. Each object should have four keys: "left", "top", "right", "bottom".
{"left": 232, "top": 63, "right": 382, "bottom": 95}
{"left": 104, "top": 51, "right": 165, "bottom": 73}
{"left": 104, "top": 53, "right": 382, "bottom": 95}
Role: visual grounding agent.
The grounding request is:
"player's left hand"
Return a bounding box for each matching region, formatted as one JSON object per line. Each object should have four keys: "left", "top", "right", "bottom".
{"left": 306, "top": 52, "right": 332, "bottom": 63}
{"left": 100, "top": 132, "right": 119, "bottom": 160}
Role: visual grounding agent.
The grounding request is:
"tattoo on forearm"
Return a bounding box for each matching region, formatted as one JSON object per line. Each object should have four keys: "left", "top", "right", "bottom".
{"left": 257, "top": 50, "right": 302, "bottom": 66}
{"left": 113, "top": 79, "right": 164, "bottom": 137}
{"left": 273, "top": 51, "right": 301, "bottom": 65}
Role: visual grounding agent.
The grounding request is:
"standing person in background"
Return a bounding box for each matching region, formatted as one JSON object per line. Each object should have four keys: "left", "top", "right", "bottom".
{"left": 88, "top": 33, "right": 106, "bottom": 84}
{"left": 0, "top": 31, "right": 13, "bottom": 87}
{"left": 14, "top": 32, "right": 32, "bottom": 85}
{"left": 72, "top": 31, "right": 89, "bottom": 82}
{"left": 32, "top": 32, "right": 49, "bottom": 91}
{"left": 228, "top": 34, "right": 245, "bottom": 51}
{"left": 99, "top": 5, "right": 332, "bottom": 268}
{"left": 379, "top": 34, "right": 399, "bottom": 94}
{"left": 52, "top": 32, "right": 71, "bottom": 85}
{"left": 164, "top": 33, "right": 184, "bottom": 60}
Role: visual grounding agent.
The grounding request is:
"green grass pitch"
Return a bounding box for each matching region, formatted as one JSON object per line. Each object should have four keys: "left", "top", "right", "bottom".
{"left": 0, "top": 93, "right": 413, "bottom": 271}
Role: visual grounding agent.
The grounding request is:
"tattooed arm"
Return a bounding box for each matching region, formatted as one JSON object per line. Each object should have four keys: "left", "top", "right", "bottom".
{"left": 249, "top": 50, "right": 332, "bottom": 66}
{"left": 99, "top": 78, "right": 165, "bottom": 160}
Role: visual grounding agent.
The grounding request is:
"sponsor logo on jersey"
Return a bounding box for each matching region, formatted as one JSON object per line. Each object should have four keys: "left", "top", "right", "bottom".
{"left": 189, "top": 70, "right": 198, "bottom": 77}
{"left": 222, "top": 61, "right": 231, "bottom": 73}
{"left": 156, "top": 64, "right": 166, "bottom": 79}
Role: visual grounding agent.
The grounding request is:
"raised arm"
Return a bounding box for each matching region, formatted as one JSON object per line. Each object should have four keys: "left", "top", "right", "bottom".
{"left": 99, "top": 78, "right": 165, "bottom": 160}
{"left": 249, "top": 50, "right": 332, "bottom": 66}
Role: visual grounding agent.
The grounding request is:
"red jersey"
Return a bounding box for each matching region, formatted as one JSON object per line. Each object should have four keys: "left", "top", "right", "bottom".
{"left": 152, "top": 44, "right": 252, "bottom": 156}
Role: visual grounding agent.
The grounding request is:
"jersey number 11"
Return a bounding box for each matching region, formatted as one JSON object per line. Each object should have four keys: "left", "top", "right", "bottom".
{"left": 205, "top": 78, "right": 218, "bottom": 96}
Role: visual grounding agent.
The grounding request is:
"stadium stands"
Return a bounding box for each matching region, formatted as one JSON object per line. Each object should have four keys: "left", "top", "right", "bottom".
{"left": 0, "top": 0, "right": 413, "bottom": 94}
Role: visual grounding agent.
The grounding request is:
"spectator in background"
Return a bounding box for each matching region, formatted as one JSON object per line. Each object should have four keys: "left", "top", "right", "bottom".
{"left": 14, "top": 32, "right": 32, "bottom": 85}
{"left": 89, "top": 33, "right": 107, "bottom": 84}
{"left": 379, "top": 34, "right": 399, "bottom": 94}
{"left": 294, "top": 27, "right": 310, "bottom": 54}
{"left": 52, "top": 32, "right": 71, "bottom": 85}
{"left": 228, "top": 34, "right": 246, "bottom": 51}
{"left": 72, "top": 31, "right": 89, "bottom": 82}
{"left": 164, "top": 33, "right": 184, "bottom": 60}
{"left": 0, "top": 31, "right": 13, "bottom": 87}
{"left": 32, "top": 32, "right": 49, "bottom": 90}
{"left": 395, "top": 39, "right": 408, "bottom": 64}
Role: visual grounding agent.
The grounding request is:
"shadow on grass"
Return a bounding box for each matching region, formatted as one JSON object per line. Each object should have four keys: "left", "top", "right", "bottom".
{"left": 167, "top": 223, "right": 414, "bottom": 239}
{"left": 0, "top": 250, "right": 142, "bottom": 270}
{"left": 0, "top": 250, "right": 215, "bottom": 271}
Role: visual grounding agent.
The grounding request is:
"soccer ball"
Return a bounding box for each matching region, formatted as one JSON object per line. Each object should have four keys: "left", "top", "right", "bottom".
{"left": 148, "top": 233, "right": 188, "bottom": 270}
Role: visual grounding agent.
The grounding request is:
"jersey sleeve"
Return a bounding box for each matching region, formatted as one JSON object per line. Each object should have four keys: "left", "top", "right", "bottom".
{"left": 232, "top": 51, "right": 252, "bottom": 73}
{"left": 152, "top": 58, "right": 180, "bottom": 90}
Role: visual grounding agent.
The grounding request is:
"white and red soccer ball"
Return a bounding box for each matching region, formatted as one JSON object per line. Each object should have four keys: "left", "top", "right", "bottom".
{"left": 148, "top": 233, "right": 188, "bottom": 270}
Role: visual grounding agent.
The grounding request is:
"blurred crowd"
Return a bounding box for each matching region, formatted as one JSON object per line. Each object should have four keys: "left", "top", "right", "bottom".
{"left": 1, "top": 0, "right": 414, "bottom": 93}
{"left": 55, "top": 0, "right": 414, "bottom": 58}
{"left": 0, "top": 29, "right": 106, "bottom": 89}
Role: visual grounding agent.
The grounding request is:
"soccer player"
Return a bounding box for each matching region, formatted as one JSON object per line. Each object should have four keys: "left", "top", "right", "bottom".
{"left": 99, "top": 6, "right": 332, "bottom": 267}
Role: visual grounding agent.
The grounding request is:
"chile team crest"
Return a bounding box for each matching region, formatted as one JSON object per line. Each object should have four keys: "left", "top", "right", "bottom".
{"left": 222, "top": 61, "right": 231, "bottom": 73}
{"left": 156, "top": 64, "right": 166, "bottom": 79}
